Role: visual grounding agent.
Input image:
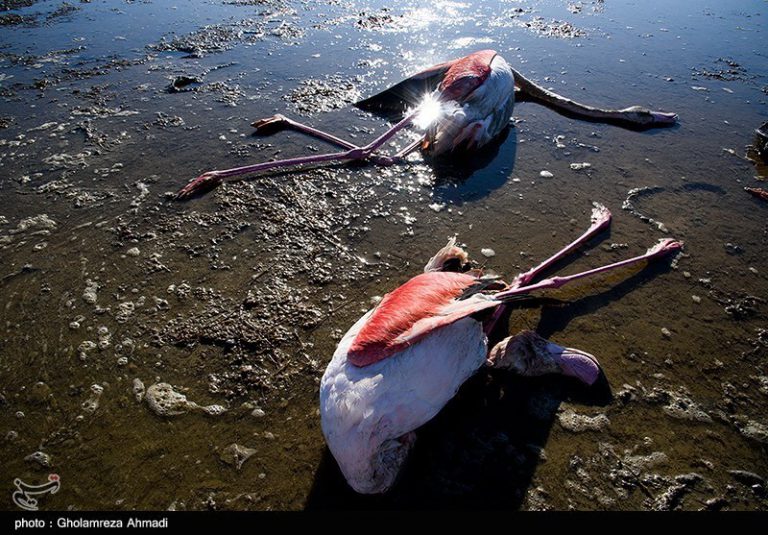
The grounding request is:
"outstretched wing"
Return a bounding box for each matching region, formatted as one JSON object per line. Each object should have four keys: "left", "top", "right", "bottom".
{"left": 355, "top": 60, "right": 457, "bottom": 116}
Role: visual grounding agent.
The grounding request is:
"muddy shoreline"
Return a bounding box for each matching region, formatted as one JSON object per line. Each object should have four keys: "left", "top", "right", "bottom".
{"left": 1, "top": 0, "right": 767, "bottom": 510}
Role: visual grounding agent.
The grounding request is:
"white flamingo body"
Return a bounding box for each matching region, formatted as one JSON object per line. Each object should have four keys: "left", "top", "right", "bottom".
{"left": 425, "top": 54, "right": 516, "bottom": 155}
{"left": 320, "top": 312, "right": 486, "bottom": 494}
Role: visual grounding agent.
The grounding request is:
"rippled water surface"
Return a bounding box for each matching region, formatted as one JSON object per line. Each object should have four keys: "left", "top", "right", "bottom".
{"left": 1, "top": 0, "right": 767, "bottom": 510}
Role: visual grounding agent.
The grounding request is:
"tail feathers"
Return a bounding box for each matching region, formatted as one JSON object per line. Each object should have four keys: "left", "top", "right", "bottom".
{"left": 424, "top": 236, "right": 470, "bottom": 273}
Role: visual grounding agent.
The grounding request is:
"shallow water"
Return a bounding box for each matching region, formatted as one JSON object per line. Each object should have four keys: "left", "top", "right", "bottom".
{"left": 1, "top": 0, "right": 767, "bottom": 510}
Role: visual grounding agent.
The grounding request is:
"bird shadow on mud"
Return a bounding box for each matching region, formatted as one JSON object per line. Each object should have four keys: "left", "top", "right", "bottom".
{"left": 425, "top": 126, "right": 518, "bottom": 205}
{"left": 303, "top": 257, "right": 678, "bottom": 510}
{"left": 304, "top": 371, "right": 610, "bottom": 511}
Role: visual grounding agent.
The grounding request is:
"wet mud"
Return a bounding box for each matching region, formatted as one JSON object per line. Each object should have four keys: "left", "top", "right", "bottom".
{"left": 1, "top": 0, "right": 767, "bottom": 511}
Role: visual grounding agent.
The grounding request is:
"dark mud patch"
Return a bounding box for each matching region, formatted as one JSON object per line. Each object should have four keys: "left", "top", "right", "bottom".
{"left": 46, "top": 1, "right": 79, "bottom": 22}
{"left": 355, "top": 8, "right": 403, "bottom": 31}
{"left": 166, "top": 75, "right": 203, "bottom": 94}
{"left": 0, "top": 0, "right": 37, "bottom": 9}
{"left": 201, "top": 81, "right": 247, "bottom": 107}
{"left": 103, "top": 168, "right": 406, "bottom": 398}
{"left": 268, "top": 20, "right": 303, "bottom": 43}
{"left": 0, "top": 0, "right": 78, "bottom": 26}
{"left": 522, "top": 17, "right": 587, "bottom": 38}
{"left": 284, "top": 75, "right": 361, "bottom": 116}
{"left": 150, "top": 20, "right": 266, "bottom": 58}
{"left": 692, "top": 57, "right": 752, "bottom": 82}
{"left": 0, "top": 11, "right": 32, "bottom": 25}
{"left": 149, "top": 12, "right": 305, "bottom": 58}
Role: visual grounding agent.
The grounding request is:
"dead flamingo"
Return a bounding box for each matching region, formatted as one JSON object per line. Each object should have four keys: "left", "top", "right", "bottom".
{"left": 319, "top": 203, "right": 683, "bottom": 494}
{"left": 176, "top": 49, "right": 677, "bottom": 198}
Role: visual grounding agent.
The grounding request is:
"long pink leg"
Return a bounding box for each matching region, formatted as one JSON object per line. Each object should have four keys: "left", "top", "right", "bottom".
{"left": 253, "top": 114, "right": 359, "bottom": 150}
{"left": 395, "top": 137, "right": 424, "bottom": 158}
{"left": 512, "top": 203, "right": 612, "bottom": 288}
{"left": 254, "top": 114, "right": 411, "bottom": 167}
{"left": 176, "top": 113, "right": 416, "bottom": 199}
{"left": 483, "top": 203, "right": 612, "bottom": 335}
{"left": 493, "top": 238, "right": 683, "bottom": 302}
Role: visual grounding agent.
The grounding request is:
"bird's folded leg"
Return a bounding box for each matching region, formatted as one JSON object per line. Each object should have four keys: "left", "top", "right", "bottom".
{"left": 487, "top": 330, "right": 601, "bottom": 385}
{"left": 177, "top": 112, "right": 419, "bottom": 199}
{"left": 358, "top": 112, "right": 417, "bottom": 156}
{"left": 176, "top": 149, "right": 377, "bottom": 199}
{"left": 513, "top": 202, "right": 612, "bottom": 288}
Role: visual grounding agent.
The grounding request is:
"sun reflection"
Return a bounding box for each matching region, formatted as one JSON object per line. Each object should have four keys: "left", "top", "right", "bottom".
{"left": 413, "top": 93, "right": 444, "bottom": 130}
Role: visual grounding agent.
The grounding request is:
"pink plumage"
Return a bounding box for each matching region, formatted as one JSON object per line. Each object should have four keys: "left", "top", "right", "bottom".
{"left": 437, "top": 49, "right": 496, "bottom": 102}
{"left": 348, "top": 271, "right": 480, "bottom": 366}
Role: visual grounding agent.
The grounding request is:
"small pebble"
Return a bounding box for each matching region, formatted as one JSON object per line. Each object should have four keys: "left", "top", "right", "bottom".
{"left": 692, "top": 295, "right": 701, "bottom": 303}
{"left": 569, "top": 162, "right": 592, "bottom": 171}
{"left": 539, "top": 170, "right": 554, "bottom": 178}
{"left": 126, "top": 247, "right": 140, "bottom": 257}
{"left": 661, "top": 327, "right": 672, "bottom": 338}
{"left": 24, "top": 451, "right": 52, "bottom": 468}
{"left": 428, "top": 203, "right": 446, "bottom": 213}
{"left": 481, "top": 248, "right": 496, "bottom": 258}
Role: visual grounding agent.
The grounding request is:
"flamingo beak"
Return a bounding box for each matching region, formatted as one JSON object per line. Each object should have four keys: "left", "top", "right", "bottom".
{"left": 548, "top": 342, "right": 601, "bottom": 386}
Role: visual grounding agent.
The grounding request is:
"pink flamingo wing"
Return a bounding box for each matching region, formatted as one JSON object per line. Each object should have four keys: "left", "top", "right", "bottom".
{"left": 347, "top": 272, "right": 498, "bottom": 367}
{"left": 438, "top": 49, "right": 497, "bottom": 102}
{"left": 386, "top": 295, "right": 500, "bottom": 349}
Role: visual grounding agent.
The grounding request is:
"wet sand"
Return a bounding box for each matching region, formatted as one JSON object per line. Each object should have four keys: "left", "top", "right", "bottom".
{"left": 1, "top": 0, "right": 767, "bottom": 510}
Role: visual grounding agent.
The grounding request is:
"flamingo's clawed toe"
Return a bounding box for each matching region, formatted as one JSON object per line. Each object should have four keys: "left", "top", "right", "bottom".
{"left": 175, "top": 171, "right": 222, "bottom": 200}
{"left": 251, "top": 114, "right": 291, "bottom": 134}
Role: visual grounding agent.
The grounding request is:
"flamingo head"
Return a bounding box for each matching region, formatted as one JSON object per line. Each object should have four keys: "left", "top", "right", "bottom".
{"left": 618, "top": 106, "right": 678, "bottom": 127}
{"left": 488, "top": 330, "right": 601, "bottom": 386}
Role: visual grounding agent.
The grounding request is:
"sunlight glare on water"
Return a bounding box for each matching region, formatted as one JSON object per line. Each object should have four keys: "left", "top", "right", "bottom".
{"left": 413, "top": 93, "right": 445, "bottom": 129}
